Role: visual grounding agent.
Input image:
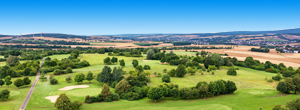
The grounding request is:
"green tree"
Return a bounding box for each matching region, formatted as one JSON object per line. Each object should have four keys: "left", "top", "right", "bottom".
{"left": 103, "top": 57, "right": 111, "bottom": 65}
{"left": 162, "top": 74, "right": 170, "bottom": 83}
{"left": 208, "top": 65, "right": 217, "bottom": 71}
{"left": 115, "top": 79, "right": 131, "bottom": 94}
{"left": 147, "top": 87, "right": 164, "bottom": 102}
{"left": 98, "top": 66, "right": 112, "bottom": 84}
{"left": 74, "top": 73, "right": 85, "bottom": 83}
{"left": 23, "top": 77, "right": 31, "bottom": 85}
{"left": 227, "top": 66, "right": 237, "bottom": 76}
{"left": 70, "top": 50, "right": 80, "bottom": 59}
{"left": 86, "top": 71, "right": 94, "bottom": 83}
{"left": 285, "top": 78, "right": 296, "bottom": 93}
{"left": 14, "top": 79, "right": 24, "bottom": 88}
{"left": 6, "top": 55, "right": 20, "bottom": 66}
{"left": 0, "top": 79, "right": 4, "bottom": 87}
{"left": 170, "top": 88, "right": 180, "bottom": 100}
{"left": 144, "top": 65, "right": 151, "bottom": 70}
{"left": 135, "top": 65, "right": 144, "bottom": 73}
{"left": 277, "top": 82, "right": 287, "bottom": 94}
{"left": 226, "top": 80, "right": 237, "bottom": 94}
{"left": 4, "top": 76, "right": 12, "bottom": 87}
{"left": 132, "top": 59, "right": 138, "bottom": 67}
{"left": 293, "top": 75, "right": 300, "bottom": 94}
{"left": 146, "top": 49, "right": 155, "bottom": 60}
{"left": 119, "top": 59, "right": 125, "bottom": 67}
{"left": 175, "top": 64, "right": 187, "bottom": 77}
{"left": 101, "top": 84, "right": 112, "bottom": 100}
{"left": 180, "top": 88, "right": 192, "bottom": 100}
{"left": 111, "top": 57, "right": 118, "bottom": 64}
{"left": 167, "top": 69, "right": 176, "bottom": 77}
{"left": 286, "top": 98, "right": 300, "bottom": 110}
{"left": 208, "top": 82, "right": 217, "bottom": 97}
{"left": 216, "top": 80, "right": 226, "bottom": 95}
{"left": 65, "top": 67, "right": 73, "bottom": 73}
{"left": 198, "top": 84, "right": 209, "bottom": 99}
{"left": 66, "top": 76, "right": 72, "bottom": 83}
{"left": 0, "top": 89, "right": 10, "bottom": 100}
{"left": 54, "top": 93, "right": 71, "bottom": 110}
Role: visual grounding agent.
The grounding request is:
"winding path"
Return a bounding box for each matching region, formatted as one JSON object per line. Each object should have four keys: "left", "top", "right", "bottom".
{"left": 19, "top": 58, "right": 45, "bottom": 110}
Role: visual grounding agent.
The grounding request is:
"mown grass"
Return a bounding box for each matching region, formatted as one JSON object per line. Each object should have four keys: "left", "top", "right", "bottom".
{"left": 0, "top": 53, "right": 298, "bottom": 110}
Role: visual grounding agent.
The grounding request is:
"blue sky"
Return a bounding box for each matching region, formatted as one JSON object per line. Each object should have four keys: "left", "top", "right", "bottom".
{"left": 0, "top": 0, "right": 300, "bottom": 35}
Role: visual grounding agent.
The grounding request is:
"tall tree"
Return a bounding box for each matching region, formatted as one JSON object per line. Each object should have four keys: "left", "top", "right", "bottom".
{"left": 285, "top": 78, "right": 296, "bottom": 93}
{"left": 86, "top": 71, "right": 94, "bottom": 83}
{"left": 119, "top": 59, "right": 125, "bottom": 67}
{"left": 132, "top": 59, "right": 139, "bottom": 67}
{"left": 208, "top": 82, "right": 217, "bottom": 97}
{"left": 115, "top": 79, "right": 131, "bottom": 94}
{"left": 54, "top": 93, "right": 71, "bottom": 110}
{"left": 146, "top": 49, "right": 155, "bottom": 60}
{"left": 175, "top": 64, "right": 187, "bottom": 77}
{"left": 103, "top": 57, "right": 111, "bottom": 65}
{"left": 277, "top": 82, "right": 287, "bottom": 94}
{"left": 14, "top": 79, "right": 24, "bottom": 88}
{"left": 70, "top": 50, "right": 80, "bottom": 59}
{"left": 293, "top": 75, "right": 300, "bottom": 94}
{"left": 6, "top": 55, "right": 20, "bottom": 66}
{"left": 23, "top": 77, "right": 31, "bottom": 85}
{"left": 111, "top": 57, "right": 118, "bottom": 64}
{"left": 98, "top": 66, "right": 112, "bottom": 84}
{"left": 101, "top": 84, "right": 112, "bottom": 100}
{"left": 4, "top": 76, "right": 12, "bottom": 87}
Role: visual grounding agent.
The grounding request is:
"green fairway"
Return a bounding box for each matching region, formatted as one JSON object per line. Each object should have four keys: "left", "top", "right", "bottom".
{"left": 0, "top": 52, "right": 299, "bottom": 110}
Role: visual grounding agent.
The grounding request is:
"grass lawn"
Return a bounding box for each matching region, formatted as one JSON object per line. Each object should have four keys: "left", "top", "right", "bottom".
{"left": 0, "top": 53, "right": 299, "bottom": 110}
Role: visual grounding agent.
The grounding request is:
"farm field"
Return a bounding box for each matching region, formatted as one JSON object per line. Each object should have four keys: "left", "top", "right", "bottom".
{"left": 1, "top": 52, "right": 300, "bottom": 110}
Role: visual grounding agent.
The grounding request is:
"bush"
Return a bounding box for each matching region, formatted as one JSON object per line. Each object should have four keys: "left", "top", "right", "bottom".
{"left": 65, "top": 67, "right": 72, "bottom": 73}
{"left": 124, "top": 92, "right": 140, "bottom": 101}
{"left": 144, "top": 65, "right": 151, "bottom": 70}
{"left": 272, "top": 73, "right": 282, "bottom": 81}
{"left": 66, "top": 76, "right": 72, "bottom": 83}
{"left": 69, "top": 101, "right": 82, "bottom": 110}
{"left": 227, "top": 67, "right": 237, "bottom": 76}
{"left": 110, "top": 93, "right": 120, "bottom": 101}
{"left": 50, "top": 78, "right": 58, "bottom": 85}
{"left": 156, "top": 73, "right": 162, "bottom": 77}
{"left": 167, "top": 69, "right": 176, "bottom": 77}
{"left": 162, "top": 74, "right": 170, "bottom": 83}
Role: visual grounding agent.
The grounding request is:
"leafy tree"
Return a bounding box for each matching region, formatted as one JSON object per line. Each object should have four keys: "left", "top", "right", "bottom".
{"left": 14, "top": 79, "right": 24, "bottom": 88}
{"left": 144, "top": 65, "right": 151, "bottom": 70}
{"left": 4, "top": 76, "right": 12, "bottom": 87}
{"left": 272, "top": 73, "right": 282, "bottom": 81}
{"left": 23, "top": 77, "right": 31, "bottom": 85}
{"left": 272, "top": 105, "right": 286, "bottom": 110}
{"left": 200, "top": 51, "right": 207, "bottom": 57}
{"left": 54, "top": 93, "right": 71, "bottom": 110}
{"left": 115, "top": 79, "right": 131, "bottom": 94}
{"left": 163, "top": 69, "right": 167, "bottom": 73}
{"left": 98, "top": 66, "right": 112, "bottom": 84}
{"left": 180, "top": 88, "right": 192, "bottom": 100}
{"left": 0, "top": 89, "right": 10, "bottom": 100}
{"left": 119, "top": 59, "right": 125, "bottom": 67}
{"left": 101, "top": 84, "right": 112, "bottom": 100}
{"left": 190, "top": 88, "right": 200, "bottom": 99}
{"left": 198, "top": 84, "right": 209, "bottom": 99}
{"left": 50, "top": 78, "right": 58, "bottom": 85}
{"left": 277, "top": 82, "right": 287, "bottom": 94}
{"left": 216, "top": 80, "right": 226, "bottom": 95}
{"left": 70, "top": 50, "right": 80, "bottom": 59}
{"left": 103, "top": 57, "right": 111, "bottom": 65}
{"left": 132, "top": 59, "right": 139, "bottom": 67}
{"left": 147, "top": 87, "right": 164, "bottom": 102}
{"left": 112, "top": 67, "right": 125, "bottom": 82}
{"left": 65, "top": 67, "right": 73, "bottom": 73}
{"left": 162, "top": 74, "right": 170, "bottom": 83}
{"left": 208, "top": 65, "right": 217, "bottom": 71}
{"left": 227, "top": 66, "right": 237, "bottom": 76}
{"left": 208, "top": 82, "right": 217, "bottom": 97}
{"left": 66, "top": 76, "right": 72, "bottom": 83}
{"left": 286, "top": 98, "right": 300, "bottom": 110}
{"left": 0, "top": 79, "right": 4, "bottom": 87}
{"left": 111, "top": 57, "right": 118, "bottom": 64}
{"left": 204, "top": 57, "right": 214, "bottom": 69}
{"left": 167, "top": 69, "right": 176, "bottom": 77}
{"left": 175, "top": 64, "right": 187, "bottom": 77}
{"left": 86, "top": 71, "right": 94, "bottom": 83}
{"left": 146, "top": 49, "right": 155, "bottom": 60}
{"left": 74, "top": 73, "right": 85, "bottom": 83}
{"left": 135, "top": 65, "right": 144, "bottom": 73}
{"left": 285, "top": 78, "right": 296, "bottom": 93}
{"left": 170, "top": 88, "right": 180, "bottom": 100}
{"left": 226, "top": 80, "right": 237, "bottom": 94}
{"left": 6, "top": 55, "right": 20, "bottom": 66}
{"left": 293, "top": 75, "right": 300, "bottom": 94}
{"left": 187, "top": 67, "right": 196, "bottom": 75}
{"left": 23, "top": 67, "right": 32, "bottom": 76}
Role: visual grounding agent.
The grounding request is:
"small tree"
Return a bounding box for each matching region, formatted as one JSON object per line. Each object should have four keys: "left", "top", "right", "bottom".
{"left": 0, "top": 79, "right": 4, "bottom": 87}
{"left": 55, "top": 93, "right": 71, "bottom": 110}
{"left": 74, "top": 73, "right": 85, "bottom": 83}
{"left": 6, "top": 55, "right": 20, "bottom": 66}
{"left": 65, "top": 67, "right": 73, "bottom": 73}
{"left": 111, "top": 57, "right": 118, "bottom": 64}
{"left": 167, "top": 69, "right": 176, "bottom": 77}
{"left": 162, "top": 74, "right": 170, "bottom": 83}
{"left": 187, "top": 67, "right": 196, "bottom": 75}
{"left": 175, "top": 64, "right": 187, "bottom": 77}
{"left": 101, "top": 84, "right": 112, "bottom": 100}
{"left": 163, "top": 69, "right": 167, "bottom": 73}
{"left": 21, "top": 78, "right": 30, "bottom": 86}
{"left": 208, "top": 82, "right": 217, "bottom": 97}
{"left": 227, "top": 66, "right": 237, "bottom": 76}
{"left": 170, "top": 88, "right": 179, "bottom": 100}
{"left": 135, "top": 65, "right": 144, "bottom": 73}
{"left": 103, "top": 57, "right": 111, "bottom": 65}
{"left": 14, "top": 79, "right": 24, "bottom": 88}
{"left": 132, "top": 59, "right": 139, "bottom": 67}
{"left": 277, "top": 82, "right": 287, "bottom": 94}
{"left": 144, "top": 65, "right": 151, "bottom": 70}
{"left": 66, "top": 76, "right": 72, "bottom": 83}
{"left": 119, "top": 59, "right": 125, "bottom": 67}
{"left": 0, "top": 89, "right": 10, "bottom": 100}
{"left": 86, "top": 71, "right": 94, "bottom": 83}
{"left": 50, "top": 78, "right": 58, "bottom": 85}
{"left": 115, "top": 79, "right": 131, "bottom": 95}
{"left": 146, "top": 49, "right": 155, "bottom": 60}
{"left": 4, "top": 76, "right": 12, "bottom": 87}
{"left": 272, "top": 73, "right": 282, "bottom": 81}
{"left": 179, "top": 88, "right": 192, "bottom": 100}
{"left": 147, "top": 87, "right": 164, "bottom": 102}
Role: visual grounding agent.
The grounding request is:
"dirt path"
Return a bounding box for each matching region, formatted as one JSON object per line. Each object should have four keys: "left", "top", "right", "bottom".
{"left": 19, "top": 58, "right": 45, "bottom": 110}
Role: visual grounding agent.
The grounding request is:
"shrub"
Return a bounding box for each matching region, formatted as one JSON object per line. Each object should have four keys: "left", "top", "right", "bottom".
{"left": 167, "top": 69, "right": 176, "bottom": 77}
{"left": 144, "top": 65, "right": 151, "bottom": 70}
{"left": 156, "top": 73, "right": 162, "bottom": 77}
{"left": 162, "top": 74, "right": 170, "bottom": 83}
{"left": 50, "top": 78, "right": 58, "bottom": 85}
{"left": 66, "top": 76, "right": 72, "bottom": 83}
{"left": 124, "top": 92, "right": 140, "bottom": 101}
{"left": 110, "top": 93, "right": 120, "bottom": 101}
{"left": 227, "top": 67, "right": 237, "bottom": 76}
{"left": 65, "top": 67, "right": 72, "bottom": 73}
{"left": 272, "top": 73, "right": 282, "bottom": 81}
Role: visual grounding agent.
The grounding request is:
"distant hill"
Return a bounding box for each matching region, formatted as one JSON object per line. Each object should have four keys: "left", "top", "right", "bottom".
{"left": 21, "top": 33, "right": 88, "bottom": 39}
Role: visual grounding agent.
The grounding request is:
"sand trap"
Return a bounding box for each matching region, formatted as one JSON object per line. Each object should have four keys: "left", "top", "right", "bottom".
{"left": 45, "top": 95, "right": 59, "bottom": 103}
{"left": 58, "top": 85, "right": 89, "bottom": 91}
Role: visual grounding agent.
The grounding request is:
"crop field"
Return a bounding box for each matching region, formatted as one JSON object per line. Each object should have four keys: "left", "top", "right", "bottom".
{"left": 0, "top": 52, "right": 300, "bottom": 110}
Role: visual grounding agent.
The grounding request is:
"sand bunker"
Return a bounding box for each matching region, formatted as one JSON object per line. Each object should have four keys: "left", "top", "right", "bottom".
{"left": 45, "top": 95, "right": 59, "bottom": 103}
{"left": 58, "top": 85, "right": 89, "bottom": 91}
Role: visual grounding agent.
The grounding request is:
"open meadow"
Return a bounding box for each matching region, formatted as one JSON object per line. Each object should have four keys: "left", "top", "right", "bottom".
{"left": 0, "top": 51, "right": 299, "bottom": 110}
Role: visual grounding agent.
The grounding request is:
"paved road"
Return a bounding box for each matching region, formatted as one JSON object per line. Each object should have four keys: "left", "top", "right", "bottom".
{"left": 19, "top": 58, "right": 45, "bottom": 110}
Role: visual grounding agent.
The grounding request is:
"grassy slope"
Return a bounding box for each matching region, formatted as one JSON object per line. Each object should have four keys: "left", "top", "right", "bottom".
{"left": 1, "top": 53, "right": 299, "bottom": 110}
